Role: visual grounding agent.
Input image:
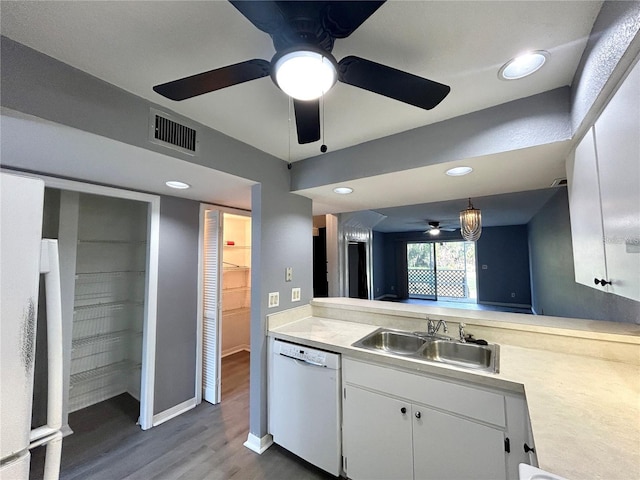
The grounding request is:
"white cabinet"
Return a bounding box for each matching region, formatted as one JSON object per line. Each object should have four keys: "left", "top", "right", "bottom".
{"left": 342, "top": 358, "right": 535, "bottom": 480}
{"left": 413, "top": 406, "right": 506, "bottom": 480}
{"left": 567, "top": 128, "right": 607, "bottom": 288}
{"left": 343, "top": 386, "right": 413, "bottom": 480}
{"left": 567, "top": 59, "right": 640, "bottom": 301}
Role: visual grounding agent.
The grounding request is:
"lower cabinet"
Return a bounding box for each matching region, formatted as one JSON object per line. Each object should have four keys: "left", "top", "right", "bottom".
{"left": 343, "top": 386, "right": 414, "bottom": 480}
{"left": 342, "top": 358, "right": 535, "bottom": 480}
{"left": 412, "top": 405, "right": 506, "bottom": 480}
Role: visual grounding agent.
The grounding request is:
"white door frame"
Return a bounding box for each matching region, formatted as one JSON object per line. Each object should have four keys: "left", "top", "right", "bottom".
{"left": 2, "top": 169, "right": 160, "bottom": 431}
{"left": 196, "top": 204, "right": 251, "bottom": 405}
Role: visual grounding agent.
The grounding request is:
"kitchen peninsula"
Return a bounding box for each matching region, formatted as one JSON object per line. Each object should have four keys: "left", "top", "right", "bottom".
{"left": 268, "top": 298, "right": 640, "bottom": 480}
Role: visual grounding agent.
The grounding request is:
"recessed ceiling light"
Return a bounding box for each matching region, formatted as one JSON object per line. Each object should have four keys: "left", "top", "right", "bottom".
{"left": 333, "top": 186, "right": 353, "bottom": 195}
{"left": 165, "top": 180, "right": 190, "bottom": 189}
{"left": 499, "top": 51, "right": 549, "bottom": 80}
{"left": 446, "top": 166, "right": 473, "bottom": 176}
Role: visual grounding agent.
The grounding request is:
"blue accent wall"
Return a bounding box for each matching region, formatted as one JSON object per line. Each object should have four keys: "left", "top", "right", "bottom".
{"left": 372, "top": 227, "right": 532, "bottom": 307}
{"left": 476, "top": 225, "right": 531, "bottom": 307}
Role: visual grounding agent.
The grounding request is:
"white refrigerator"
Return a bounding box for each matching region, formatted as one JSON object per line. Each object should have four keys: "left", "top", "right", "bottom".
{"left": 1, "top": 172, "right": 64, "bottom": 480}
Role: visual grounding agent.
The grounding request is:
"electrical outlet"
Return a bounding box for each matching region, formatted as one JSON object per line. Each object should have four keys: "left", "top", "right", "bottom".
{"left": 511, "top": 292, "right": 516, "bottom": 298}
{"left": 268, "top": 292, "right": 279, "bottom": 308}
{"left": 291, "top": 287, "right": 301, "bottom": 302}
{"left": 285, "top": 267, "right": 293, "bottom": 282}
{"left": 482, "top": 265, "right": 488, "bottom": 270}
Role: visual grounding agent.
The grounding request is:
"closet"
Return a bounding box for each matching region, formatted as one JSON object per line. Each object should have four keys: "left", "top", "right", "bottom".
{"left": 221, "top": 213, "right": 251, "bottom": 356}
{"left": 69, "top": 193, "right": 147, "bottom": 412}
{"left": 34, "top": 187, "right": 149, "bottom": 424}
{"left": 201, "top": 210, "right": 251, "bottom": 405}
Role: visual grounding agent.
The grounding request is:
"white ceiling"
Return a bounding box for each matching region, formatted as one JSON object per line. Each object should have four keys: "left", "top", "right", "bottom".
{"left": 0, "top": 1, "right": 603, "bottom": 226}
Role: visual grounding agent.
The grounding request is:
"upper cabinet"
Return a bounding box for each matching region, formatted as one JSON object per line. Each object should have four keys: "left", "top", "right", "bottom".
{"left": 567, "top": 59, "right": 640, "bottom": 302}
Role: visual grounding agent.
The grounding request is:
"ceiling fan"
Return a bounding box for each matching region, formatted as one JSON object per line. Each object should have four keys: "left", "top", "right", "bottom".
{"left": 424, "top": 221, "right": 457, "bottom": 236}
{"left": 152, "top": 1, "right": 451, "bottom": 145}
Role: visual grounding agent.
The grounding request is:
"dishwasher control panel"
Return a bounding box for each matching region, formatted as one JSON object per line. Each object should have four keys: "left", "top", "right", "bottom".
{"left": 275, "top": 340, "right": 328, "bottom": 365}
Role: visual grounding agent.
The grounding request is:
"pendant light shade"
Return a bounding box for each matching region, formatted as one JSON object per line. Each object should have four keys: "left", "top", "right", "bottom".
{"left": 460, "top": 198, "right": 482, "bottom": 241}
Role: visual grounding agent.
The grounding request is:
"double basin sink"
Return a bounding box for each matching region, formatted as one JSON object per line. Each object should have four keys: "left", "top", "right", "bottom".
{"left": 352, "top": 328, "right": 499, "bottom": 373}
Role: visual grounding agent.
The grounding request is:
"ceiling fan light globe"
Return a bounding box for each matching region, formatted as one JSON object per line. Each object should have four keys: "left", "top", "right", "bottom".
{"left": 274, "top": 50, "right": 337, "bottom": 101}
{"left": 429, "top": 228, "right": 440, "bottom": 236}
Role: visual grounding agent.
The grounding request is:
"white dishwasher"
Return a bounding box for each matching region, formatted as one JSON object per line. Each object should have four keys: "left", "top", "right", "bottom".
{"left": 269, "top": 339, "right": 341, "bottom": 476}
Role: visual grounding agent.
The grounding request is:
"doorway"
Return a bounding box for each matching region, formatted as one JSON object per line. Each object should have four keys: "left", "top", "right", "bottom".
{"left": 199, "top": 208, "right": 251, "bottom": 406}
{"left": 407, "top": 241, "right": 477, "bottom": 303}
{"left": 348, "top": 242, "right": 369, "bottom": 299}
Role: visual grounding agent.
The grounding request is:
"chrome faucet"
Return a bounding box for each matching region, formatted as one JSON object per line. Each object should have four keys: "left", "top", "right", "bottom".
{"left": 427, "top": 319, "right": 448, "bottom": 336}
{"left": 459, "top": 322, "right": 466, "bottom": 343}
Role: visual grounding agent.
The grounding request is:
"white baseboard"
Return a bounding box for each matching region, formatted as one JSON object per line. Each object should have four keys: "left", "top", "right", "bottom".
{"left": 375, "top": 294, "right": 398, "bottom": 300}
{"left": 152, "top": 397, "right": 197, "bottom": 427}
{"left": 243, "top": 432, "right": 273, "bottom": 454}
{"left": 222, "top": 345, "right": 250, "bottom": 358}
{"left": 479, "top": 301, "right": 532, "bottom": 309}
{"left": 60, "top": 424, "right": 73, "bottom": 438}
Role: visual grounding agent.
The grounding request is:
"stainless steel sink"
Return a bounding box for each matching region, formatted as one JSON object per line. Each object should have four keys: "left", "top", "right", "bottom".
{"left": 352, "top": 328, "right": 499, "bottom": 373}
{"left": 354, "top": 329, "right": 427, "bottom": 355}
{"left": 419, "top": 340, "right": 498, "bottom": 371}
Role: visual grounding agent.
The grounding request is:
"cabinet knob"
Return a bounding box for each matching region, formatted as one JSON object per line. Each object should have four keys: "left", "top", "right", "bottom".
{"left": 594, "top": 278, "right": 612, "bottom": 286}
{"left": 415, "top": 411, "right": 421, "bottom": 419}
{"left": 400, "top": 407, "right": 407, "bottom": 414}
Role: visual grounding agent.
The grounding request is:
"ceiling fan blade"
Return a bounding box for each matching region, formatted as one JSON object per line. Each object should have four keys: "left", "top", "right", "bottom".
{"left": 338, "top": 56, "right": 450, "bottom": 110}
{"left": 323, "top": 1, "right": 386, "bottom": 38}
{"left": 293, "top": 99, "right": 320, "bottom": 144}
{"left": 228, "top": 0, "right": 285, "bottom": 35}
{"left": 153, "top": 59, "right": 271, "bottom": 101}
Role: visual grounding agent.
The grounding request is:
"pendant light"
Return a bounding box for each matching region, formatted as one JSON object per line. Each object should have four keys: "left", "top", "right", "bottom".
{"left": 460, "top": 198, "right": 482, "bottom": 241}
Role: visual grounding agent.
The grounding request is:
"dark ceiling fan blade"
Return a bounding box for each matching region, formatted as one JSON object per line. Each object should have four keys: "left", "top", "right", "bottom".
{"left": 338, "top": 56, "right": 450, "bottom": 110}
{"left": 153, "top": 59, "right": 271, "bottom": 101}
{"left": 293, "top": 99, "right": 320, "bottom": 144}
{"left": 229, "top": 0, "right": 285, "bottom": 35}
{"left": 323, "top": 1, "right": 386, "bottom": 38}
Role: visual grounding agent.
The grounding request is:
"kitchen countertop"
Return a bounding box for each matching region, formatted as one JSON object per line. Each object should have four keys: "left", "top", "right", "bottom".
{"left": 269, "top": 311, "right": 640, "bottom": 480}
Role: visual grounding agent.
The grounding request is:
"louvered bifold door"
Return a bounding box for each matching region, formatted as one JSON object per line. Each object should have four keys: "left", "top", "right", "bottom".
{"left": 203, "top": 209, "right": 221, "bottom": 404}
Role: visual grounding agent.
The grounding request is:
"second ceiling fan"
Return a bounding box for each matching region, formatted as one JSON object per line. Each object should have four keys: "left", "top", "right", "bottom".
{"left": 153, "top": 1, "right": 451, "bottom": 145}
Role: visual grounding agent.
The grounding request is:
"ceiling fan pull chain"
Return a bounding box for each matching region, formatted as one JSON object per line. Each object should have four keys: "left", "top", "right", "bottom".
{"left": 321, "top": 95, "right": 328, "bottom": 153}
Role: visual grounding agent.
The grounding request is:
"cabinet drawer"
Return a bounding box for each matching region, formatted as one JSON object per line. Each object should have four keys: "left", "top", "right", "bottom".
{"left": 344, "top": 358, "right": 505, "bottom": 428}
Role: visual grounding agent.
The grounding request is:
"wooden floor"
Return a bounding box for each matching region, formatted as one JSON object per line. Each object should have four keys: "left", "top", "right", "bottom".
{"left": 30, "top": 351, "right": 335, "bottom": 480}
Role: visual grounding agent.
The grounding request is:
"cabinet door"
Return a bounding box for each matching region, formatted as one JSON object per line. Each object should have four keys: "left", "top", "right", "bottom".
{"left": 412, "top": 406, "right": 507, "bottom": 480}
{"left": 567, "top": 127, "right": 608, "bottom": 289}
{"left": 593, "top": 59, "right": 640, "bottom": 302}
{"left": 343, "top": 386, "right": 413, "bottom": 480}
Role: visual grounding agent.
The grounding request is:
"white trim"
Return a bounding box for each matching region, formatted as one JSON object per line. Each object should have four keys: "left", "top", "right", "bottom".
{"left": 479, "top": 301, "right": 532, "bottom": 309}
{"left": 140, "top": 198, "right": 159, "bottom": 430}
{"left": 221, "top": 345, "right": 251, "bottom": 358}
{"left": 195, "top": 204, "right": 207, "bottom": 405}
{"left": 243, "top": 433, "right": 274, "bottom": 454}
{"left": 152, "top": 397, "right": 197, "bottom": 427}
{"left": 374, "top": 294, "right": 398, "bottom": 301}
{"left": 2, "top": 169, "right": 160, "bottom": 431}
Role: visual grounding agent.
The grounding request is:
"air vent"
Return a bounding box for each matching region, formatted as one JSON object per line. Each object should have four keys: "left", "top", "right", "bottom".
{"left": 149, "top": 108, "right": 198, "bottom": 155}
{"left": 551, "top": 178, "right": 567, "bottom": 187}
